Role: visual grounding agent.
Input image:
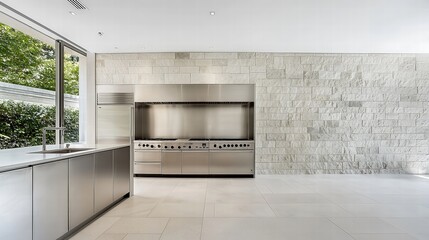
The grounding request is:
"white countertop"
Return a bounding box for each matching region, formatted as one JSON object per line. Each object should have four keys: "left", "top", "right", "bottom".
{"left": 0, "top": 143, "right": 130, "bottom": 173}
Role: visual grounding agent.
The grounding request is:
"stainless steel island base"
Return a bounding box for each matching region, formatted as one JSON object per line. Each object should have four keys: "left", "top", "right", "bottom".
{"left": 0, "top": 145, "right": 131, "bottom": 240}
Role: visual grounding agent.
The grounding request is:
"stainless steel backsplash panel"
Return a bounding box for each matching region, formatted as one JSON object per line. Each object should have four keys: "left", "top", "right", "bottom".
{"left": 135, "top": 103, "right": 254, "bottom": 140}
{"left": 206, "top": 104, "right": 249, "bottom": 139}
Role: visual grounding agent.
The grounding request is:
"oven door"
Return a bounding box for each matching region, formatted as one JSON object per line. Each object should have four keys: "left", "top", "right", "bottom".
{"left": 182, "top": 150, "right": 209, "bottom": 174}
{"left": 209, "top": 150, "right": 254, "bottom": 174}
{"left": 161, "top": 150, "right": 182, "bottom": 174}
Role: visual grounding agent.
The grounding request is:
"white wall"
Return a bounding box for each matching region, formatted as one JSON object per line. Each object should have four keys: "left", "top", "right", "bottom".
{"left": 83, "top": 52, "right": 96, "bottom": 144}
{"left": 97, "top": 52, "right": 429, "bottom": 174}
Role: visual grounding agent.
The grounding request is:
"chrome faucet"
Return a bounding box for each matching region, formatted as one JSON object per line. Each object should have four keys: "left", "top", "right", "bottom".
{"left": 42, "top": 127, "right": 66, "bottom": 151}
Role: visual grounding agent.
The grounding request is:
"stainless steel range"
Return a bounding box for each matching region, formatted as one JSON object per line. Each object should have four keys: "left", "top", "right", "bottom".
{"left": 134, "top": 139, "right": 254, "bottom": 175}
{"left": 133, "top": 84, "right": 255, "bottom": 177}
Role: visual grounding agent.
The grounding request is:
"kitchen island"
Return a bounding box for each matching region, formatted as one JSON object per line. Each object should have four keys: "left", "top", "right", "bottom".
{"left": 0, "top": 144, "right": 131, "bottom": 240}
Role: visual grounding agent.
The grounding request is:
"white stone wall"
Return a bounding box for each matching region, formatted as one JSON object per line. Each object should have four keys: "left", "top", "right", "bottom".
{"left": 96, "top": 53, "right": 429, "bottom": 174}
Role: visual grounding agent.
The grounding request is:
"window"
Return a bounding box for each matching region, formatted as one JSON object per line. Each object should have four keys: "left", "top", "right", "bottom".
{"left": 0, "top": 16, "right": 86, "bottom": 149}
{"left": 63, "top": 46, "right": 86, "bottom": 143}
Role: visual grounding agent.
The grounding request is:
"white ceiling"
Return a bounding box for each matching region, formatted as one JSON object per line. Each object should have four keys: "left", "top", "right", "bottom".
{"left": 1, "top": 0, "right": 429, "bottom": 53}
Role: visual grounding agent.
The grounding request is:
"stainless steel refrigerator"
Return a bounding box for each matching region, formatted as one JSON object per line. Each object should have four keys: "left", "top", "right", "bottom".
{"left": 96, "top": 92, "right": 134, "bottom": 194}
{"left": 96, "top": 105, "right": 134, "bottom": 144}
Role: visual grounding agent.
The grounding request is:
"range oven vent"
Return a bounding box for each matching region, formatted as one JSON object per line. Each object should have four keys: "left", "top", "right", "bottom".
{"left": 67, "top": 0, "right": 87, "bottom": 9}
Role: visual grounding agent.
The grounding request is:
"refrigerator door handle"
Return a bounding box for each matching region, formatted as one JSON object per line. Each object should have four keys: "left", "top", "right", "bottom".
{"left": 130, "top": 106, "right": 135, "bottom": 142}
{"left": 130, "top": 105, "right": 135, "bottom": 196}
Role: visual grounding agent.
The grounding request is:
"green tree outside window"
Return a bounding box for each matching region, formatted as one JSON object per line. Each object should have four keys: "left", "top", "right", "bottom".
{"left": 0, "top": 23, "right": 80, "bottom": 149}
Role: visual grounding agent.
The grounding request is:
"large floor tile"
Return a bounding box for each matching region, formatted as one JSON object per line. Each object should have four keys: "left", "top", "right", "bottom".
{"left": 263, "top": 182, "right": 314, "bottom": 194}
{"left": 329, "top": 218, "right": 405, "bottom": 234}
{"left": 382, "top": 218, "right": 429, "bottom": 236}
{"left": 207, "top": 185, "right": 261, "bottom": 194}
{"left": 71, "top": 217, "right": 120, "bottom": 240}
{"left": 214, "top": 204, "right": 276, "bottom": 217}
{"left": 204, "top": 203, "right": 215, "bottom": 217}
{"left": 161, "top": 191, "right": 206, "bottom": 203}
{"left": 174, "top": 180, "right": 207, "bottom": 191}
{"left": 201, "top": 218, "right": 353, "bottom": 240}
{"left": 96, "top": 233, "right": 127, "bottom": 240}
{"left": 263, "top": 193, "right": 331, "bottom": 204}
{"left": 206, "top": 192, "right": 266, "bottom": 204}
{"left": 106, "top": 218, "right": 168, "bottom": 234}
{"left": 74, "top": 175, "right": 429, "bottom": 240}
{"left": 321, "top": 193, "right": 378, "bottom": 204}
{"left": 339, "top": 204, "right": 429, "bottom": 218}
{"left": 105, "top": 198, "right": 157, "bottom": 217}
{"left": 160, "top": 218, "right": 202, "bottom": 240}
{"left": 270, "top": 203, "right": 353, "bottom": 217}
{"left": 350, "top": 233, "right": 418, "bottom": 240}
{"left": 411, "top": 232, "right": 429, "bottom": 240}
{"left": 123, "top": 234, "right": 161, "bottom": 240}
{"left": 364, "top": 194, "right": 429, "bottom": 205}
{"left": 149, "top": 203, "right": 205, "bottom": 217}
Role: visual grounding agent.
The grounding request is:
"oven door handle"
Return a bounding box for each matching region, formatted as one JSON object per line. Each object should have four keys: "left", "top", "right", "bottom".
{"left": 162, "top": 150, "right": 182, "bottom": 153}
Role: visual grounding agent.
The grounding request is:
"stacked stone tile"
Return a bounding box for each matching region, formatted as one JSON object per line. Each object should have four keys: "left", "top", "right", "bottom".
{"left": 96, "top": 53, "right": 429, "bottom": 174}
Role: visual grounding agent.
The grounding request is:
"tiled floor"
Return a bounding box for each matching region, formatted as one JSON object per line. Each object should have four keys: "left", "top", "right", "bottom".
{"left": 70, "top": 175, "right": 429, "bottom": 240}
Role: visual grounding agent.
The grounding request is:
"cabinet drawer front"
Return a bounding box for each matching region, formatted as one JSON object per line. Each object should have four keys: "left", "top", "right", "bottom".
{"left": 134, "top": 162, "right": 161, "bottom": 174}
{"left": 134, "top": 151, "right": 161, "bottom": 162}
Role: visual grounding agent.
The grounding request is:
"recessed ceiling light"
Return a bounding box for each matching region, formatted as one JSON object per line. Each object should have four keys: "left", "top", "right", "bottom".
{"left": 69, "top": 11, "right": 77, "bottom": 16}
{"left": 98, "top": 32, "right": 104, "bottom": 37}
{"left": 114, "top": 47, "right": 118, "bottom": 49}
{"left": 209, "top": 11, "right": 215, "bottom": 16}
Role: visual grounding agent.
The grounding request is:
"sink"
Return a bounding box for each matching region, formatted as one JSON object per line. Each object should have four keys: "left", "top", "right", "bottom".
{"left": 30, "top": 148, "right": 94, "bottom": 154}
